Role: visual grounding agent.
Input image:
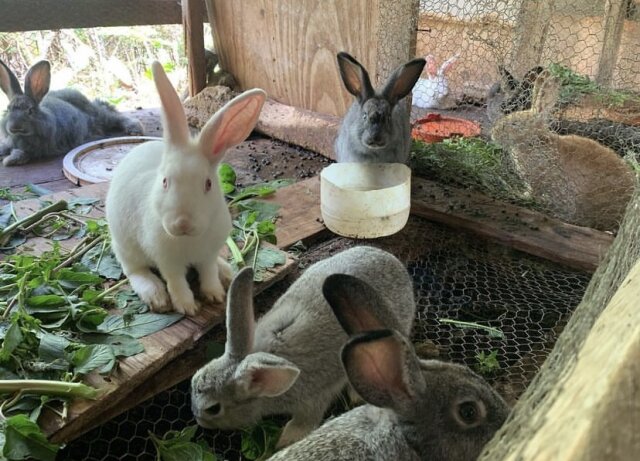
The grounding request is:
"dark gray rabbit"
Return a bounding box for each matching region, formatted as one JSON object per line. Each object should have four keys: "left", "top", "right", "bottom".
{"left": 0, "top": 59, "right": 143, "bottom": 166}
{"left": 268, "top": 274, "right": 510, "bottom": 461}
{"left": 486, "top": 65, "right": 544, "bottom": 124}
{"left": 191, "top": 246, "right": 415, "bottom": 448}
{"left": 334, "top": 52, "right": 425, "bottom": 164}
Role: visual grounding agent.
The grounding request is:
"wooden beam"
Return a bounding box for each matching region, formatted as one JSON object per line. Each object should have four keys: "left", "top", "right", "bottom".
{"left": 183, "top": 0, "right": 207, "bottom": 97}
{"left": 596, "top": 0, "right": 628, "bottom": 85}
{"left": 501, "top": 259, "right": 640, "bottom": 460}
{"left": 0, "top": 0, "right": 183, "bottom": 32}
{"left": 410, "top": 177, "right": 613, "bottom": 272}
{"left": 512, "top": 0, "right": 556, "bottom": 75}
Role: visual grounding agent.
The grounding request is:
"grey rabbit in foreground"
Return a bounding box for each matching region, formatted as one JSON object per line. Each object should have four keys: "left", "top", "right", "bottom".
{"left": 334, "top": 52, "right": 426, "bottom": 164}
{"left": 269, "top": 274, "right": 510, "bottom": 460}
{"left": 191, "top": 246, "right": 416, "bottom": 448}
{"left": 0, "top": 59, "right": 143, "bottom": 166}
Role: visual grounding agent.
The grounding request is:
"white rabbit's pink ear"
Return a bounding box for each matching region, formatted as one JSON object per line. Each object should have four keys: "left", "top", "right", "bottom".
{"left": 425, "top": 55, "right": 438, "bottom": 77}
{"left": 0, "top": 60, "right": 23, "bottom": 100}
{"left": 151, "top": 61, "right": 190, "bottom": 147}
{"left": 24, "top": 61, "right": 51, "bottom": 105}
{"left": 198, "top": 88, "right": 266, "bottom": 162}
{"left": 439, "top": 54, "right": 460, "bottom": 75}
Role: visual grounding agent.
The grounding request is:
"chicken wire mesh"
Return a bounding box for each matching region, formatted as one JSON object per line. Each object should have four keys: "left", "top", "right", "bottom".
{"left": 59, "top": 216, "right": 590, "bottom": 460}
{"left": 411, "top": 0, "right": 640, "bottom": 231}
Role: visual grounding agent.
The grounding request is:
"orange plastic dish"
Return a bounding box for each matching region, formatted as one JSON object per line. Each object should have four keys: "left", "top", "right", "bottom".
{"left": 411, "top": 113, "right": 481, "bottom": 143}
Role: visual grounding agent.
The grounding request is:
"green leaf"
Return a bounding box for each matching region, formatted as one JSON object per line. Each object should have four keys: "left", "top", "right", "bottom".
{"left": 0, "top": 203, "right": 15, "bottom": 230}
{"left": 80, "top": 245, "right": 123, "bottom": 280}
{"left": 25, "top": 183, "right": 53, "bottom": 197}
{"left": 150, "top": 426, "right": 216, "bottom": 461}
{"left": 0, "top": 322, "right": 23, "bottom": 362}
{"left": 240, "top": 419, "right": 281, "bottom": 460}
{"left": 56, "top": 269, "right": 103, "bottom": 289}
{"left": 37, "top": 333, "right": 71, "bottom": 363}
{"left": 97, "top": 313, "right": 183, "bottom": 339}
{"left": 82, "top": 334, "right": 144, "bottom": 357}
{"left": 2, "top": 414, "right": 60, "bottom": 461}
{"left": 25, "top": 295, "right": 66, "bottom": 309}
{"left": 71, "top": 344, "right": 116, "bottom": 375}
{"left": 218, "top": 163, "right": 236, "bottom": 194}
{"left": 236, "top": 200, "right": 281, "bottom": 222}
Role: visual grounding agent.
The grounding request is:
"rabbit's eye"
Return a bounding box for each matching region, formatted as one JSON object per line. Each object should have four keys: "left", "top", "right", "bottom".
{"left": 456, "top": 400, "right": 483, "bottom": 426}
{"left": 362, "top": 112, "right": 367, "bottom": 121}
{"left": 27, "top": 107, "right": 34, "bottom": 115}
{"left": 204, "top": 402, "right": 222, "bottom": 416}
{"left": 205, "top": 178, "right": 212, "bottom": 192}
{"left": 162, "top": 178, "right": 168, "bottom": 190}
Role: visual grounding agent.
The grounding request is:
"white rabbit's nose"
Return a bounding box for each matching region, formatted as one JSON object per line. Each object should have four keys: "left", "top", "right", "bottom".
{"left": 170, "top": 216, "right": 194, "bottom": 236}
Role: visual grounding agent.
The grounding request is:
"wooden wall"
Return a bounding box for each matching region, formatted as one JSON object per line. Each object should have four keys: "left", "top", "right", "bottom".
{"left": 206, "top": 0, "right": 418, "bottom": 117}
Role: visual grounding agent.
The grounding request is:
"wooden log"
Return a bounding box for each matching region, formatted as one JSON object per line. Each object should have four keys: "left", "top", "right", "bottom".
{"left": 206, "top": 0, "right": 417, "bottom": 117}
{"left": 183, "top": 0, "right": 207, "bottom": 98}
{"left": 501, "top": 259, "right": 640, "bottom": 460}
{"left": 511, "top": 0, "right": 556, "bottom": 75}
{"left": 410, "top": 177, "right": 613, "bottom": 272}
{"left": 596, "top": 0, "right": 628, "bottom": 86}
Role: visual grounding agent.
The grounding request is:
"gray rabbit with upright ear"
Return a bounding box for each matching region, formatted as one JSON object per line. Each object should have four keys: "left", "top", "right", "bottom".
{"left": 269, "top": 273, "right": 510, "bottom": 461}
{"left": 191, "top": 246, "right": 415, "bottom": 448}
{"left": 0, "top": 59, "right": 143, "bottom": 166}
{"left": 334, "top": 52, "right": 426, "bottom": 164}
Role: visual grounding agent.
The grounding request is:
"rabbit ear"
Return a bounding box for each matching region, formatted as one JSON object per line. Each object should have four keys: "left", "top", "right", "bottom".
{"left": 198, "top": 88, "right": 266, "bottom": 162}
{"left": 323, "top": 273, "right": 394, "bottom": 335}
{"left": 531, "top": 70, "right": 561, "bottom": 114}
{"left": 336, "top": 52, "right": 375, "bottom": 103}
{"left": 151, "top": 61, "right": 190, "bottom": 147}
{"left": 24, "top": 61, "right": 50, "bottom": 105}
{"left": 224, "top": 267, "right": 255, "bottom": 360}
{"left": 438, "top": 54, "right": 459, "bottom": 75}
{"left": 498, "top": 66, "right": 518, "bottom": 91}
{"left": 0, "top": 59, "right": 23, "bottom": 99}
{"left": 425, "top": 55, "right": 438, "bottom": 77}
{"left": 233, "top": 354, "right": 301, "bottom": 398}
{"left": 342, "top": 329, "right": 425, "bottom": 411}
{"left": 381, "top": 58, "right": 426, "bottom": 105}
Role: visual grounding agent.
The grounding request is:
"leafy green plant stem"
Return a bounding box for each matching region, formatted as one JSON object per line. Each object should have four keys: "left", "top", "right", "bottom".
{"left": 0, "top": 380, "right": 100, "bottom": 400}
{"left": 92, "top": 278, "right": 128, "bottom": 303}
{"left": 226, "top": 236, "right": 245, "bottom": 266}
{"left": 0, "top": 200, "right": 68, "bottom": 246}
{"left": 52, "top": 235, "right": 104, "bottom": 273}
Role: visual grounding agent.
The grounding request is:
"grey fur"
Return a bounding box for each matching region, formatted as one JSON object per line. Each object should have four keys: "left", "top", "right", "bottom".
{"left": 486, "top": 66, "right": 544, "bottom": 124}
{"left": 0, "top": 59, "right": 143, "bottom": 166}
{"left": 191, "top": 246, "right": 415, "bottom": 447}
{"left": 269, "top": 326, "right": 510, "bottom": 461}
{"left": 334, "top": 52, "right": 425, "bottom": 164}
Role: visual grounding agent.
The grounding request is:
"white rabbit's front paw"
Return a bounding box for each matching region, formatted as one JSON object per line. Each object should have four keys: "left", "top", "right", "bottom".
{"left": 200, "top": 276, "right": 226, "bottom": 305}
{"left": 128, "top": 272, "right": 171, "bottom": 312}
{"left": 166, "top": 277, "right": 199, "bottom": 316}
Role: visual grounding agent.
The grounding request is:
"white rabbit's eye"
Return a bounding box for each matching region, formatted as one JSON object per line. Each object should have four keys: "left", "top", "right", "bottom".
{"left": 205, "top": 178, "right": 212, "bottom": 192}
{"left": 162, "top": 178, "right": 168, "bottom": 190}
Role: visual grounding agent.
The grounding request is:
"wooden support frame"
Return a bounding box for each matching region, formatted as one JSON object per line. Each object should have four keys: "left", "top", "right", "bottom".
{"left": 183, "top": 0, "right": 208, "bottom": 97}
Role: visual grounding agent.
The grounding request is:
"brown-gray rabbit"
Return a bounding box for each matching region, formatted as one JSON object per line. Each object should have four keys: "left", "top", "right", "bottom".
{"left": 491, "top": 70, "right": 636, "bottom": 230}
{"left": 0, "top": 59, "right": 143, "bottom": 166}
{"left": 190, "top": 246, "right": 415, "bottom": 448}
{"left": 334, "top": 52, "right": 425, "bottom": 164}
{"left": 268, "top": 273, "right": 510, "bottom": 460}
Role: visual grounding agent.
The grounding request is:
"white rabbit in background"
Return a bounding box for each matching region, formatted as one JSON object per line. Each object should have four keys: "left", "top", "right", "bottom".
{"left": 412, "top": 54, "right": 460, "bottom": 109}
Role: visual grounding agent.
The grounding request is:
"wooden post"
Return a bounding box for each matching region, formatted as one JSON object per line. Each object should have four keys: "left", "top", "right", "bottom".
{"left": 183, "top": 0, "right": 207, "bottom": 97}
{"left": 595, "top": 0, "right": 628, "bottom": 85}
{"left": 512, "top": 0, "right": 557, "bottom": 76}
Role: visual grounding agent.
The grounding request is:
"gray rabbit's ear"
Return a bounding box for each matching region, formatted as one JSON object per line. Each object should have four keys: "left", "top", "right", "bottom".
{"left": 337, "top": 52, "right": 374, "bottom": 104}
{"left": 341, "top": 329, "right": 425, "bottom": 412}
{"left": 224, "top": 267, "right": 255, "bottom": 360}
{"left": 233, "top": 353, "right": 300, "bottom": 398}
{"left": 531, "top": 70, "right": 561, "bottom": 115}
{"left": 381, "top": 58, "right": 426, "bottom": 105}
{"left": 323, "top": 273, "right": 396, "bottom": 335}
{"left": 0, "top": 59, "right": 23, "bottom": 99}
{"left": 24, "top": 61, "right": 51, "bottom": 105}
{"left": 498, "top": 66, "right": 518, "bottom": 90}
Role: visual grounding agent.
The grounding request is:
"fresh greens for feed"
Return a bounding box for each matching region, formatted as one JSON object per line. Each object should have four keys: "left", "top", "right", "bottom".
{"left": 150, "top": 425, "right": 217, "bottom": 461}
{"left": 240, "top": 419, "right": 282, "bottom": 461}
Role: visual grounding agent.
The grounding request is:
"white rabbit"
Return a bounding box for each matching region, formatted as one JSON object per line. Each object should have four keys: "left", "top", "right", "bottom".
{"left": 105, "top": 61, "right": 266, "bottom": 316}
{"left": 412, "top": 54, "right": 460, "bottom": 109}
{"left": 191, "top": 246, "right": 416, "bottom": 448}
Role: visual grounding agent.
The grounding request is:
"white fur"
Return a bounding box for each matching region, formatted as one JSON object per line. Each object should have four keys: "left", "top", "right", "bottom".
{"left": 412, "top": 54, "right": 460, "bottom": 109}
{"left": 105, "top": 61, "right": 266, "bottom": 315}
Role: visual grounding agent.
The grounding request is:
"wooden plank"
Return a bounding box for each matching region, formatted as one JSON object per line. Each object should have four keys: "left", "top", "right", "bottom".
{"left": 0, "top": 156, "right": 67, "bottom": 189}
{"left": 206, "top": 0, "right": 416, "bottom": 117}
{"left": 595, "top": 0, "right": 627, "bottom": 85}
{"left": 183, "top": 0, "right": 207, "bottom": 98}
{"left": 265, "top": 176, "right": 328, "bottom": 249}
{"left": 502, "top": 260, "right": 640, "bottom": 460}
{"left": 410, "top": 177, "right": 613, "bottom": 272}
{"left": 0, "top": 0, "right": 183, "bottom": 32}
{"left": 256, "top": 99, "right": 340, "bottom": 161}
{"left": 512, "top": 0, "right": 556, "bottom": 76}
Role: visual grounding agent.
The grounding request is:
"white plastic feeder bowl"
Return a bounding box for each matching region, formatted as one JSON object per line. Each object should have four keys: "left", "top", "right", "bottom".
{"left": 320, "top": 162, "right": 411, "bottom": 239}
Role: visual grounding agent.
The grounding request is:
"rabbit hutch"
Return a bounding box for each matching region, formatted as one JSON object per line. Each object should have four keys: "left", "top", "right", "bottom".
{"left": 1, "top": 0, "right": 639, "bottom": 460}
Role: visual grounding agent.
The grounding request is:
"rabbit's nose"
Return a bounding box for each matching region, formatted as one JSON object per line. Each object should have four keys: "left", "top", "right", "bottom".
{"left": 172, "top": 216, "right": 194, "bottom": 236}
